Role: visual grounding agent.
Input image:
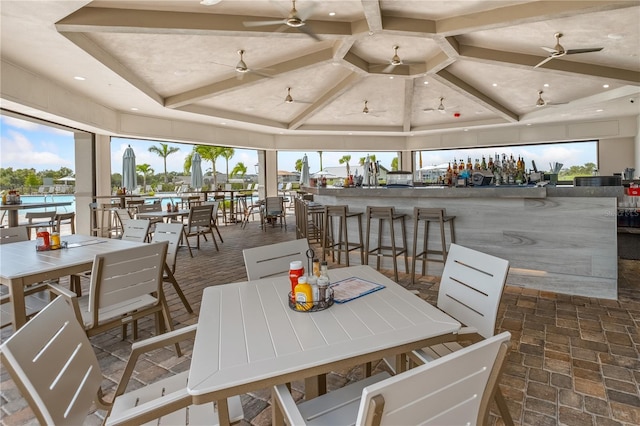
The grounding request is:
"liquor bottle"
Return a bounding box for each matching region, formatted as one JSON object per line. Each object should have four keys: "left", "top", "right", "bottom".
{"left": 458, "top": 159, "right": 465, "bottom": 174}
{"left": 487, "top": 156, "right": 494, "bottom": 171}
{"left": 481, "top": 156, "right": 487, "bottom": 170}
{"left": 466, "top": 156, "right": 473, "bottom": 170}
{"left": 474, "top": 158, "right": 480, "bottom": 170}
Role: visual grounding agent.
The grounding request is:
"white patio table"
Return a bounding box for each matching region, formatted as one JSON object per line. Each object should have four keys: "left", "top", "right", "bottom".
{"left": 0, "top": 234, "right": 144, "bottom": 330}
{"left": 188, "top": 264, "right": 461, "bottom": 425}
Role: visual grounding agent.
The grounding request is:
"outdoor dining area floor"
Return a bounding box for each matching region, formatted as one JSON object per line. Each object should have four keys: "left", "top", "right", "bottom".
{"left": 1, "top": 214, "right": 639, "bottom": 426}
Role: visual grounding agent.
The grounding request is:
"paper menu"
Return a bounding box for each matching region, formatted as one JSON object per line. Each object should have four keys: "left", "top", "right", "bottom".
{"left": 330, "top": 277, "right": 385, "bottom": 303}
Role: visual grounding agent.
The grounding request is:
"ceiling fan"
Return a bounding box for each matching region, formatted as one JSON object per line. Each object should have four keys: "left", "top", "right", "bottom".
{"left": 535, "top": 90, "right": 568, "bottom": 107}
{"left": 345, "top": 100, "right": 386, "bottom": 117}
{"left": 243, "top": 0, "right": 320, "bottom": 41}
{"left": 210, "top": 50, "right": 272, "bottom": 80}
{"left": 534, "top": 32, "right": 603, "bottom": 68}
{"left": 423, "top": 97, "right": 451, "bottom": 114}
{"left": 282, "top": 87, "right": 312, "bottom": 105}
{"left": 380, "top": 46, "right": 420, "bottom": 73}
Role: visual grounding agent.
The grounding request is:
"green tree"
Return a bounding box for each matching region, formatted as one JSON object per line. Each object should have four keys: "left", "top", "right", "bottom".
{"left": 317, "top": 151, "right": 323, "bottom": 171}
{"left": 136, "top": 164, "right": 154, "bottom": 191}
{"left": 391, "top": 157, "right": 399, "bottom": 171}
{"left": 220, "top": 148, "right": 235, "bottom": 182}
{"left": 25, "top": 172, "right": 40, "bottom": 194}
{"left": 359, "top": 155, "right": 376, "bottom": 165}
{"left": 231, "top": 162, "right": 247, "bottom": 178}
{"left": 148, "top": 143, "right": 180, "bottom": 183}
{"left": 339, "top": 155, "right": 352, "bottom": 175}
{"left": 295, "top": 158, "right": 303, "bottom": 173}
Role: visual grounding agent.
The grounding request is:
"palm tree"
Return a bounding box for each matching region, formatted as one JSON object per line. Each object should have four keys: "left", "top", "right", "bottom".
{"left": 220, "top": 148, "right": 235, "bottom": 182}
{"left": 136, "top": 163, "right": 154, "bottom": 191}
{"left": 148, "top": 143, "right": 180, "bottom": 183}
{"left": 339, "top": 154, "right": 351, "bottom": 176}
{"left": 317, "top": 151, "right": 323, "bottom": 171}
{"left": 295, "top": 158, "right": 303, "bottom": 173}
{"left": 359, "top": 154, "right": 376, "bottom": 165}
{"left": 230, "top": 162, "right": 247, "bottom": 178}
{"left": 391, "top": 157, "right": 399, "bottom": 171}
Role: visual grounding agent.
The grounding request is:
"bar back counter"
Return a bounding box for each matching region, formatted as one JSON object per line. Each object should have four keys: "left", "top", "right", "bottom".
{"left": 309, "top": 185, "right": 623, "bottom": 300}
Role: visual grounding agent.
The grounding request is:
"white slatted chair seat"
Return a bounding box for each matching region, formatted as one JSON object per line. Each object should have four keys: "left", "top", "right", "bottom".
{"left": 0, "top": 297, "right": 243, "bottom": 426}
{"left": 121, "top": 218, "right": 151, "bottom": 242}
{"left": 273, "top": 332, "right": 512, "bottom": 426}
{"left": 242, "top": 238, "right": 309, "bottom": 280}
{"left": 75, "top": 292, "right": 160, "bottom": 329}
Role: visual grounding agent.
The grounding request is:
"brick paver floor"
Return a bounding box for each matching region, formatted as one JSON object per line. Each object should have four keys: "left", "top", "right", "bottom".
{"left": 1, "top": 215, "right": 639, "bottom": 425}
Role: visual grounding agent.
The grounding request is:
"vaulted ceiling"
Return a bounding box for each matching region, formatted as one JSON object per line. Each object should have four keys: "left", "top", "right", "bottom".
{"left": 2, "top": 1, "right": 639, "bottom": 136}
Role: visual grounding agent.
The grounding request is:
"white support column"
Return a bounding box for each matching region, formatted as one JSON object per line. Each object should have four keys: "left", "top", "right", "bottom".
{"left": 399, "top": 150, "right": 412, "bottom": 172}
{"left": 265, "top": 150, "right": 278, "bottom": 197}
{"left": 74, "top": 132, "right": 94, "bottom": 235}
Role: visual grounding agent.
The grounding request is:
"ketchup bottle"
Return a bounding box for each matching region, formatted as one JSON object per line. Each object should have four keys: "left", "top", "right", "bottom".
{"left": 36, "top": 228, "right": 50, "bottom": 251}
{"left": 289, "top": 260, "right": 304, "bottom": 299}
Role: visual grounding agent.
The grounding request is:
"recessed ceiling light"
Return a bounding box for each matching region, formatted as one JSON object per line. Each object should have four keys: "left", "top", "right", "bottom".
{"left": 608, "top": 33, "right": 623, "bottom": 40}
{"left": 423, "top": 81, "right": 429, "bottom": 85}
{"left": 602, "top": 84, "right": 610, "bottom": 88}
{"left": 73, "top": 76, "right": 86, "bottom": 81}
{"left": 389, "top": 76, "right": 394, "bottom": 79}
{"left": 221, "top": 122, "right": 227, "bottom": 125}
{"left": 130, "top": 107, "right": 139, "bottom": 111}
{"left": 463, "top": 129, "right": 469, "bottom": 132}
{"left": 596, "top": 109, "right": 604, "bottom": 112}
{"left": 526, "top": 123, "right": 532, "bottom": 126}
{"left": 543, "top": 83, "right": 550, "bottom": 87}
{"left": 492, "top": 83, "right": 498, "bottom": 87}
{"left": 348, "top": 132, "right": 353, "bottom": 135}
{"left": 329, "top": 12, "right": 336, "bottom": 16}
{"left": 200, "top": 0, "right": 221, "bottom": 5}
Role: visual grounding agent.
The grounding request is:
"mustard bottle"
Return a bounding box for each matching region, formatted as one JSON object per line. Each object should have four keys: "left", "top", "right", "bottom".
{"left": 294, "top": 276, "right": 313, "bottom": 311}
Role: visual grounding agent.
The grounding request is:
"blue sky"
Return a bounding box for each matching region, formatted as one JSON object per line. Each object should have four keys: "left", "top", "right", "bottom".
{"left": 2, "top": 114, "right": 596, "bottom": 175}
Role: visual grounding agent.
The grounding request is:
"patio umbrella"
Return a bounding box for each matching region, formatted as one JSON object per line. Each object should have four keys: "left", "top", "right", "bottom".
{"left": 299, "top": 154, "right": 310, "bottom": 186}
{"left": 191, "top": 152, "right": 203, "bottom": 190}
{"left": 122, "top": 145, "right": 137, "bottom": 192}
{"left": 362, "top": 155, "right": 371, "bottom": 186}
{"left": 57, "top": 176, "right": 76, "bottom": 182}
{"left": 312, "top": 170, "right": 335, "bottom": 177}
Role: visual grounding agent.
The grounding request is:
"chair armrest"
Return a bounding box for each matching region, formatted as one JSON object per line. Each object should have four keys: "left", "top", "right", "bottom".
{"left": 112, "top": 324, "right": 198, "bottom": 400}
{"left": 272, "top": 384, "right": 307, "bottom": 426}
{"left": 456, "top": 326, "right": 484, "bottom": 344}
{"left": 47, "top": 283, "right": 83, "bottom": 325}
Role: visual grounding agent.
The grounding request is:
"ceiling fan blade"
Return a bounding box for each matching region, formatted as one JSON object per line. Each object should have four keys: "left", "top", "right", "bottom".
{"left": 565, "top": 47, "right": 603, "bottom": 55}
{"left": 540, "top": 46, "right": 557, "bottom": 54}
{"left": 534, "top": 55, "right": 555, "bottom": 68}
{"left": 243, "top": 19, "right": 286, "bottom": 27}
{"left": 381, "top": 63, "right": 395, "bottom": 73}
{"left": 297, "top": 24, "right": 321, "bottom": 41}
{"left": 249, "top": 69, "right": 273, "bottom": 79}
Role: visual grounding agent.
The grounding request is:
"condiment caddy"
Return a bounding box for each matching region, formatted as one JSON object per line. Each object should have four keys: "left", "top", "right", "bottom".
{"left": 288, "top": 258, "right": 334, "bottom": 312}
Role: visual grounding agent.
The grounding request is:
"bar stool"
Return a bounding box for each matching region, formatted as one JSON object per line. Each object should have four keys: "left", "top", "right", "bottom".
{"left": 322, "top": 205, "right": 364, "bottom": 266}
{"left": 364, "top": 206, "right": 408, "bottom": 282}
{"left": 411, "top": 207, "right": 456, "bottom": 284}
{"left": 213, "top": 193, "right": 227, "bottom": 225}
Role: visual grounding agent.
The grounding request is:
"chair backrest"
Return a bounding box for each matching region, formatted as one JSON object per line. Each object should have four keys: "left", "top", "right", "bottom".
{"left": 137, "top": 202, "right": 162, "bottom": 214}
{"left": 87, "top": 242, "right": 168, "bottom": 327}
{"left": 54, "top": 212, "right": 76, "bottom": 233}
{"left": 114, "top": 208, "right": 133, "bottom": 230}
{"left": 152, "top": 222, "right": 184, "bottom": 273}
{"left": 242, "top": 238, "right": 309, "bottom": 280}
{"left": 355, "top": 332, "right": 511, "bottom": 426}
{"left": 25, "top": 210, "right": 56, "bottom": 223}
{"left": 0, "top": 297, "right": 103, "bottom": 425}
{"left": 187, "top": 203, "right": 214, "bottom": 229}
{"left": 121, "top": 218, "right": 151, "bottom": 242}
{"left": 437, "top": 244, "right": 510, "bottom": 339}
{"left": 265, "top": 196, "right": 284, "bottom": 215}
{"left": 0, "top": 226, "right": 29, "bottom": 244}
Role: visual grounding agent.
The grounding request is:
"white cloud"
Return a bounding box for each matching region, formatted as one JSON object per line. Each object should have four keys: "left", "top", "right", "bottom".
{"left": 1, "top": 129, "right": 73, "bottom": 169}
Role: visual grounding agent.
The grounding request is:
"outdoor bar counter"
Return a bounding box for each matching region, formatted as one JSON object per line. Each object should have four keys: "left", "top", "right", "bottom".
{"left": 307, "top": 185, "right": 624, "bottom": 299}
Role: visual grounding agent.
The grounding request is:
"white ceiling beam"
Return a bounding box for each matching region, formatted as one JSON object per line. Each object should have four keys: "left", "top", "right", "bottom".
{"left": 435, "top": 1, "right": 637, "bottom": 35}
{"left": 381, "top": 16, "right": 436, "bottom": 37}
{"left": 433, "top": 70, "right": 519, "bottom": 122}
{"left": 176, "top": 105, "right": 286, "bottom": 129}
{"left": 56, "top": 7, "right": 352, "bottom": 38}
{"left": 289, "top": 73, "right": 364, "bottom": 130}
{"left": 165, "top": 48, "right": 335, "bottom": 108}
{"left": 459, "top": 45, "right": 640, "bottom": 86}
{"left": 58, "top": 32, "right": 164, "bottom": 106}
{"left": 360, "top": 0, "right": 382, "bottom": 33}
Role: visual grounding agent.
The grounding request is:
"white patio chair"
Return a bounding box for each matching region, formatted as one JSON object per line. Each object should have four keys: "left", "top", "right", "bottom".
{"left": 394, "top": 243, "right": 513, "bottom": 425}
{"left": 50, "top": 242, "right": 175, "bottom": 343}
{"left": 53, "top": 211, "right": 75, "bottom": 234}
{"left": 113, "top": 208, "right": 133, "bottom": 238}
{"left": 184, "top": 203, "right": 218, "bottom": 252}
{"left": 272, "top": 331, "right": 512, "bottom": 426}
{"left": 263, "top": 196, "right": 286, "bottom": 230}
{"left": 0, "top": 296, "right": 244, "bottom": 426}
{"left": 152, "top": 222, "right": 193, "bottom": 314}
{"left": 242, "top": 238, "right": 309, "bottom": 280}
{"left": 121, "top": 218, "right": 151, "bottom": 243}
{"left": 23, "top": 210, "right": 56, "bottom": 239}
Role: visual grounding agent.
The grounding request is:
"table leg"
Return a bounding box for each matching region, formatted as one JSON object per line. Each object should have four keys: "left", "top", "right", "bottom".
{"left": 216, "top": 398, "right": 231, "bottom": 426}
{"left": 304, "top": 373, "right": 327, "bottom": 399}
{"left": 8, "top": 210, "right": 18, "bottom": 227}
{"left": 9, "top": 279, "right": 27, "bottom": 330}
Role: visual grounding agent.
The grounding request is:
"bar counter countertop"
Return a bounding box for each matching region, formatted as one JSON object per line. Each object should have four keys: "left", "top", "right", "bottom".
{"left": 306, "top": 185, "right": 624, "bottom": 299}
